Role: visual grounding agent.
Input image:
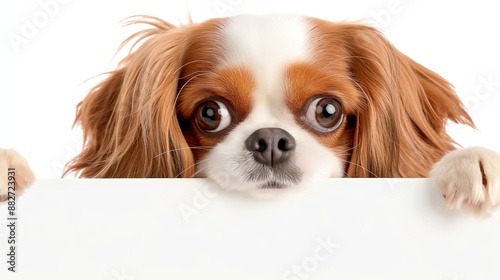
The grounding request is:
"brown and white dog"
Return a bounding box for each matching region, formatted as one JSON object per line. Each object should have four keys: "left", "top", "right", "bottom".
{"left": 2, "top": 15, "right": 500, "bottom": 216}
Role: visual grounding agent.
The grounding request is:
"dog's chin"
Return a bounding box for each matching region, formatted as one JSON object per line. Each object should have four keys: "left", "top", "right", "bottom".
{"left": 202, "top": 158, "right": 342, "bottom": 199}
{"left": 244, "top": 181, "right": 304, "bottom": 200}
{"left": 201, "top": 158, "right": 309, "bottom": 199}
{"left": 260, "top": 180, "right": 289, "bottom": 190}
{"left": 242, "top": 180, "right": 293, "bottom": 199}
{"left": 208, "top": 176, "right": 316, "bottom": 200}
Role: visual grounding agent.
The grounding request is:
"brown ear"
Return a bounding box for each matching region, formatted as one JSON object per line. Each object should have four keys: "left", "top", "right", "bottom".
{"left": 64, "top": 17, "right": 195, "bottom": 178}
{"left": 341, "top": 24, "right": 474, "bottom": 177}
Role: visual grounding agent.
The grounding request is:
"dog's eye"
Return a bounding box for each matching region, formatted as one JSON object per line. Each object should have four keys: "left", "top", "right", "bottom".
{"left": 195, "top": 100, "right": 231, "bottom": 133}
{"left": 305, "top": 97, "right": 344, "bottom": 132}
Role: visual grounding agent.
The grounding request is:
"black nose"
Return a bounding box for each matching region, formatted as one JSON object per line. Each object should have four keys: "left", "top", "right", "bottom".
{"left": 245, "top": 128, "right": 296, "bottom": 166}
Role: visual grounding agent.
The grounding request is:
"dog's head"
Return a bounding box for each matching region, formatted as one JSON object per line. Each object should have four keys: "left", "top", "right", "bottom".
{"left": 65, "top": 14, "right": 473, "bottom": 195}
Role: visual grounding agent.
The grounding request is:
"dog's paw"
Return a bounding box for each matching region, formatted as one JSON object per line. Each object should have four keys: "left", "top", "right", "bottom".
{"left": 430, "top": 147, "right": 500, "bottom": 217}
{"left": 0, "top": 149, "right": 36, "bottom": 202}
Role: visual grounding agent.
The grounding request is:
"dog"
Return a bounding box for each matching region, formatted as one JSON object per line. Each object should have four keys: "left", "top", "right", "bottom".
{"left": 3, "top": 14, "right": 500, "bottom": 216}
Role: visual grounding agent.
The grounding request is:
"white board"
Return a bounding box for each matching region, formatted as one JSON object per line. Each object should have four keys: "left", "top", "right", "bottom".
{"left": 1, "top": 178, "right": 499, "bottom": 280}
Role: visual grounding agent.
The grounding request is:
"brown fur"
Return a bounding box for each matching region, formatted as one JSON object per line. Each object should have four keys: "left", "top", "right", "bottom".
{"left": 309, "top": 19, "right": 474, "bottom": 177}
{"left": 65, "top": 16, "right": 474, "bottom": 179}
{"left": 65, "top": 17, "right": 221, "bottom": 177}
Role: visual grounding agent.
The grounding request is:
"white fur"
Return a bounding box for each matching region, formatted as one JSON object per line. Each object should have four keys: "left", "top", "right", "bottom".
{"left": 199, "top": 15, "right": 343, "bottom": 196}
{"left": 430, "top": 147, "right": 500, "bottom": 217}
{"left": 220, "top": 14, "right": 311, "bottom": 90}
{"left": 199, "top": 114, "right": 344, "bottom": 197}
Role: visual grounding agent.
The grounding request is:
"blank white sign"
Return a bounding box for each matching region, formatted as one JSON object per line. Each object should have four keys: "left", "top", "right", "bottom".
{"left": 1, "top": 178, "right": 499, "bottom": 280}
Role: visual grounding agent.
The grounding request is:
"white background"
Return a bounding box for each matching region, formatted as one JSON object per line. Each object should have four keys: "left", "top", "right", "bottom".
{"left": 1, "top": 0, "right": 499, "bottom": 179}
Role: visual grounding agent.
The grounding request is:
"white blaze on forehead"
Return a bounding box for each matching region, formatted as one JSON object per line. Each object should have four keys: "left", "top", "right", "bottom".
{"left": 220, "top": 14, "right": 311, "bottom": 120}
{"left": 201, "top": 16, "right": 345, "bottom": 193}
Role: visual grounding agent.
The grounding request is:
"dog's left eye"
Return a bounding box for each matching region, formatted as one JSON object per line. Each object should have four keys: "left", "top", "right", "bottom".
{"left": 195, "top": 100, "right": 231, "bottom": 133}
{"left": 304, "top": 97, "right": 344, "bottom": 132}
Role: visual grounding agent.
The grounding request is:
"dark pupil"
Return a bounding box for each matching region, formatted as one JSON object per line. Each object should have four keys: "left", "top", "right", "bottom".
{"left": 316, "top": 100, "right": 339, "bottom": 127}
{"left": 201, "top": 103, "right": 220, "bottom": 128}
{"left": 320, "top": 104, "right": 336, "bottom": 117}
{"left": 204, "top": 107, "right": 215, "bottom": 119}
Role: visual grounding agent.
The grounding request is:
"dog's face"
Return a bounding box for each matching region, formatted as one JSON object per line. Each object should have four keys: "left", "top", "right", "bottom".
{"left": 66, "top": 14, "right": 473, "bottom": 195}
{"left": 177, "top": 15, "right": 355, "bottom": 195}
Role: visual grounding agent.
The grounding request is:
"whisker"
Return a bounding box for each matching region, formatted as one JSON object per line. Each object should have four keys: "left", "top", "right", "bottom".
{"left": 189, "top": 165, "right": 209, "bottom": 179}
{"left": 338, "top": 143, "right": 360, "bottom": 154}
{"left": 174, "top": 59, "right": 216, "bottom": 74}
{"left": 312, "top": 73, "right": 349, "bottom": 84}
{"left": 175, "top": 158, "right": 210, "bottom": 178}
{"left": 345, "top": 75, "right": 372, "bottom": 105}
{"left": 171, "top": 72, "right": 208, "bottom": 117}
{"left": 154, "top": 146, "right": 213, "bottom": 158}
{"left": 342, "top": 160, "right": 379, "bottom": 178}
{"left": 179, "top": 70, "right": 212, "bottom": 80}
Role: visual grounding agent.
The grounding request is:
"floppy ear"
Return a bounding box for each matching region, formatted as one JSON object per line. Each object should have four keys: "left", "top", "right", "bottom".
{"left": 341, "top": 24, "right": 475, "bottom": 177}
{"left": 64, "top": 17, "right": 195, "bottom": 178}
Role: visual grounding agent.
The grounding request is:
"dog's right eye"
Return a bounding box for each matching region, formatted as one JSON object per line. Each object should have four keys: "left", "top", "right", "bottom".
{"left": 195, "top": 100, "right": 231, "bottom": 133}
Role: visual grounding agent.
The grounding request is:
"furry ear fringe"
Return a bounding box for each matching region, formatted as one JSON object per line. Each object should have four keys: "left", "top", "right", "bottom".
{"left": 64, "top": 17, "right": 195, "bottom": 178}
